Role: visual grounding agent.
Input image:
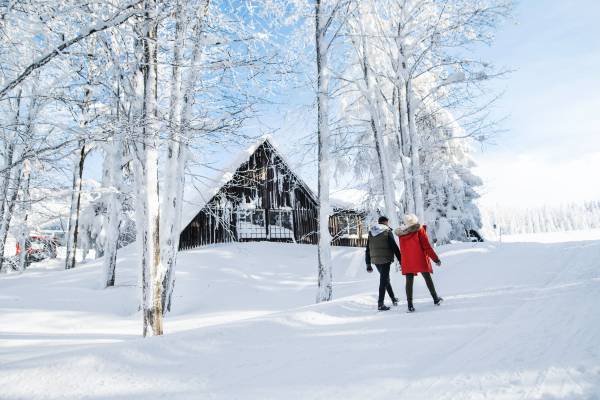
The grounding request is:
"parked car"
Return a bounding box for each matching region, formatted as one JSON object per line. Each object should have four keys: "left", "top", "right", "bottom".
{"left": 16, "top": 235, "right": 58, "bottom": 265}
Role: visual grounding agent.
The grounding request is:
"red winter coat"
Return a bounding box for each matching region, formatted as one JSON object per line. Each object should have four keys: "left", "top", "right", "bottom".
{"left": 394, "top": 224, "right": 439, "bottom": 276}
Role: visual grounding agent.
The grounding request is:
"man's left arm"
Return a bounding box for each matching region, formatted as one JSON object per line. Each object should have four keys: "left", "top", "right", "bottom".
{"left": 388, "top": 231, "right": 401, "bottom": 263}
{"left": 365, "top": 237, "right": 373, "bottom": 272}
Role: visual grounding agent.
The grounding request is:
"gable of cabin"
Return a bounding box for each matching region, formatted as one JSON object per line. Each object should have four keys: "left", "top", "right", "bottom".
{"left": 179, "top": 140, "right": 318, "bottom": 250}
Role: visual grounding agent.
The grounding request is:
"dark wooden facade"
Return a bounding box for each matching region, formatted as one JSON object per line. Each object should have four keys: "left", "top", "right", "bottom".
{"left": 179, "top": 140, "right": 319, "bottom": 250}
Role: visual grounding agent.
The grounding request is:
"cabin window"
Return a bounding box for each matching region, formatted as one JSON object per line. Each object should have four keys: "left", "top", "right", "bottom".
{"left": 334, "top": 214, "right": 369, "bottom": 239}
{"left": 269, "top": 210, "right": 293, "bottom": 238}
{"left": 361, "top": 218, "right": 369, "bottom": 238}
{"left": 338, "top": 215, "right": 358, "bottom": 235}
{"left": 236, "top": 210, "right": 266, "bottom": 239}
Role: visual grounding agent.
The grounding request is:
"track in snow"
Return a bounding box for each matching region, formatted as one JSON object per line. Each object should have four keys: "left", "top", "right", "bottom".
{"left": 1, "top": 236, "right": 599, "bottom": 399}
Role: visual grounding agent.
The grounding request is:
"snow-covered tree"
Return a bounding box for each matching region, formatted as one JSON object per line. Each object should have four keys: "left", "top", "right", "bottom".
{"left": 314, "top": 0, "right": 335, "bottom": 303}
{"left": 480, "top": 202, "right": 600, "bottom": 240}
{"left": 326, "top": 0, "right": 512, "bottom": 244}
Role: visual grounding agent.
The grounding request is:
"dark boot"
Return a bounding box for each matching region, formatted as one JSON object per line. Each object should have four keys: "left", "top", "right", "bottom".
{"left": 378, "top": 301, "right": 390, "bottom": 311}
{"left": 392, "top": 297, "right": 399, "bottom": 306}
{"left": 407, "top": 300, "right": 415, "bottom": 313}
{"left": 433, "top": 294, "right": 444, "bottom": 306}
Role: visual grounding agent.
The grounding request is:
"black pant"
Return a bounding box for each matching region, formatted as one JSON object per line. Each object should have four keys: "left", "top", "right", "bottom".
{"left": 375, "top": 263, "right": 396, "bottom": 305}
{"left": 405, "top": 272, "right": 437, "bottom": 301}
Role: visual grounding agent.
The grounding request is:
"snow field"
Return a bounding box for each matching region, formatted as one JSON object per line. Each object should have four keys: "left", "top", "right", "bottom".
{"left": 500, "top": 228, "right": 600, "bottom": 243}
{"left": 1, "top": 235, "right": 599, "bottom": 399}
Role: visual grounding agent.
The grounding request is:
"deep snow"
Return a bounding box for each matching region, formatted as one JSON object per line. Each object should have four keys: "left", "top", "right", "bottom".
{"left": 1, "top": 232, "right": 599, "bottom": 399}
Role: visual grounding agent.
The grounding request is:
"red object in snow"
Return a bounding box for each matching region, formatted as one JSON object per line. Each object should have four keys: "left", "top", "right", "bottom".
{"left": 16, "top": 236, "right": 57, "bottom": 259}
{"left": 398, "top": 225, "right": 439, "bottom": 276}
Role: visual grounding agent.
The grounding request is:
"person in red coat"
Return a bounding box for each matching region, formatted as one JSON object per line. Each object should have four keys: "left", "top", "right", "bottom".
{"left": 394, "top": 214, "right": 443, "bottom": 312}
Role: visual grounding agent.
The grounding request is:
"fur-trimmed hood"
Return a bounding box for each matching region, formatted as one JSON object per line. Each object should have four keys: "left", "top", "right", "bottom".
{"left": 394, "top": 223, "right": 423, "bottom": 237}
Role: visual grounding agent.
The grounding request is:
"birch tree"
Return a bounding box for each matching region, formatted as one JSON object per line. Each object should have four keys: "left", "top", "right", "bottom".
{"left": 344, "top": 3, "right": 400, "bottom": 227}
{"left": 64, "top": 140, "right": 92, "bottom": 270}
{"left": 160, "top": 0, "right": 211, "bottom": 314}
{"left": 100, "top": 138, "right": 127, "bottom": 287}
{"left": 312, "top": 0, "right": 355, "bottom": 302}
{"left": 0, "top": 90, "right": 21, "bottom": 267}
{"left": 131, "top": 0, "right": 164, "bottom": 337}
{"left": 390, "top": 0, "right": 512, "bottom": 222}
{"left": 314, "top": 0, "right": 334, "bottom": 302}
{"left": 64, "top": 78, "right": 102, "bottom": 270}
{"left": 15, "top": 173, "right": 32, "bottom": 273}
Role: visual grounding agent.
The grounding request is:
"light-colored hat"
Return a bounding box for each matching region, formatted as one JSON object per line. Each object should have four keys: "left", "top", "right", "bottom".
{"left": 404, "top": 214, "right": 418, "bottom": 225}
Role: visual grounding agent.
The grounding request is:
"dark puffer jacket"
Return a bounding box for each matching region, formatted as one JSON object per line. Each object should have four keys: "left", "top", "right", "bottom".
{"left": 365, "top": 224, "right": 401, "bottom": 266}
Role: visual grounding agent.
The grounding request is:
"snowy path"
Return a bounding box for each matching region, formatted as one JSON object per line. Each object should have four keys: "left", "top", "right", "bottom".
{"left": 1, "top": 238, "right": 599, "bottom": 399}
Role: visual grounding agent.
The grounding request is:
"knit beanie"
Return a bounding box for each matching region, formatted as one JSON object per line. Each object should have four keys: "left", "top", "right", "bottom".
{"left": 405, "top": 214, "right": 418, "bottom": 225}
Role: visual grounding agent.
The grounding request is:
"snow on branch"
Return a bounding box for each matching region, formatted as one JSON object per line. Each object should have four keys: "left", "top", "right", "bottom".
{"left": 0, "top": 0, "right": 144, "bottom": 100}
{"left": 428, "top": 71, "right": 466, "bottom": 95}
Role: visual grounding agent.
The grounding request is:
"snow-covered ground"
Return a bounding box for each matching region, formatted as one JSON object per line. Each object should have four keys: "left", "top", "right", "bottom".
{"left": 1, "top": 232, "right": 599, "bottom": 399}
{"left": 501, "top": 228, "right": 600, "bottom": 243}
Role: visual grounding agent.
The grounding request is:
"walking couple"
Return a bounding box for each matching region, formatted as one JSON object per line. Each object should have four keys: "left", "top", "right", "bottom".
{"left": 365, "top": 214, "right": 443, "bottom": 312}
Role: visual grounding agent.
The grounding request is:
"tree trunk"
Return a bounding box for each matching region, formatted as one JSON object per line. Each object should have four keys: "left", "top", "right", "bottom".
{"left": 101, "top": 142, "right": 124, "bottom": 288}
{"left": 159, "top": 0, "right": 210, "bottom": 313}
{"left": 0, "top": 141, "right": 14, "bottom": 230}
{"left": 315, "top": 0, "right": 332, "bottom": 303}
{"left": 17, "top": 230, "right": 27, "bottom": 272}
{"left": 17, "top": 174, "right": 31, "bottom": 273}
{"left": 0, "top": 149, "right": 15, "bottom": 269}
{"left": 405, "top": 79, "right": 424, "bottom": 221}
{"left": 393, "top": 27, "right": 415, "bottom": 219}
{"left": 135, "top": 0, "right": 163, "bottom": 337}
{"left": 357, "top": 31, "right": 398, "bottom": 228}
{"left": 160, "top": 1, "right": 185, "bottom": 313}
{"left": 371, "top": 116, "right": 399, "bottom": 227}
{"left": 65, "top": 143, "right": 86, "bottom": 270}
{"left": 396, "top": 82, "right": 414, "bottom": 217}
{"left": 0, "top": 164, "right": 22, "bottom": 269}
{"left": 0, "top": 90, "right": 20, "bottom": 270}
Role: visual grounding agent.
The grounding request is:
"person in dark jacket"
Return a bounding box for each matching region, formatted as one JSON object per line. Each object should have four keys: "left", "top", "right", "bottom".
{"left": 365, "top": 216, "right": 402, "bottom": 311}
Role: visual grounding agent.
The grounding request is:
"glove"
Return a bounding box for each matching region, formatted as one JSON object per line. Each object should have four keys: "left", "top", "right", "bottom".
{"left": 366, "top": 265, "right": 373, "bottom": 273}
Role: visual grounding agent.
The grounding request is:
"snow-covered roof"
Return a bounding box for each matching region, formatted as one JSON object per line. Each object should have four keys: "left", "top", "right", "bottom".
{"left": 329, "top": 189, "right": 369, "bottom": 211}
{"left": 329, "top": 188, "right": 403, "bottom": 214}
{"left": 180, "top": 134, "right": 314, "bottom": 231}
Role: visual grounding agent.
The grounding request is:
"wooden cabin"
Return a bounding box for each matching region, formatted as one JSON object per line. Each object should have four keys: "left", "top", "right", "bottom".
{"left": 329, "top": 210, "right": 369, "bottom": 248}
{"left": 178, "top": 135, "right": 372, "bottom": 250}
{"left": 179, "top": 135, "right": 319, "bottom": 249}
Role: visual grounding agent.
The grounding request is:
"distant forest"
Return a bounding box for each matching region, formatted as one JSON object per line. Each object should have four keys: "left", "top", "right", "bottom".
{"left": 479, "top": 201, "right": 600, "bottom": 240}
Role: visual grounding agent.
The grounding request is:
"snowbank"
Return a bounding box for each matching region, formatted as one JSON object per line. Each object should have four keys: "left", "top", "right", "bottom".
{"left": 1, "top": 236, "right": 599, "bottom": 399}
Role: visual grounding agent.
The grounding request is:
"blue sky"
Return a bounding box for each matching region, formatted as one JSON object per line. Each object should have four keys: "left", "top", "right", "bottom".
{"left": 470, "top": 0, "right": 600, "bottom": 208}
{"left": 229, "top": 0, "right": 600, "bottom": 209}
{"left": 83, "top": 0, "right": 600, "bottom": 210}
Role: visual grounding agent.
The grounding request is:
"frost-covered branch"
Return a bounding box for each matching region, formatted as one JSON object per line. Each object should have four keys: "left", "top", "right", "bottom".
{"left": 0, "top": 1, "right": 144, "bottom": 100}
